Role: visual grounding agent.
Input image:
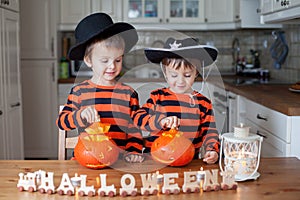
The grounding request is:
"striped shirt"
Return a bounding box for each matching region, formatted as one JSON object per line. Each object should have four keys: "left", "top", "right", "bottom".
{"left": 56, "top": 80, "right": 143, "bottom": 154}
{"left": 132, "top": 87, "right": 220, "bottom": 157}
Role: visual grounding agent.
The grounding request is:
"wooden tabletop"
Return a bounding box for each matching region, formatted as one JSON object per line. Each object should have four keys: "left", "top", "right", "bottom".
{"left": 1, "top": 157, "right": 300, "bottom": 200}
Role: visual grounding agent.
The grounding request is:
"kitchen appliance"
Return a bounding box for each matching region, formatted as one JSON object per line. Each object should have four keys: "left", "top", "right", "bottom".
{"left": 212, "top": 87, "right": 228, "bottom": 134}
{"left": 222, "top": 76, "right": 292, "bottom": 86}
{"left": 70, "top": 60, "right": 93, "bottom": 77}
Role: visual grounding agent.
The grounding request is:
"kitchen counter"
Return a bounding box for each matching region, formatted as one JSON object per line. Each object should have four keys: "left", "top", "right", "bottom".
{"left": 1, "top": 158, "right": 300, "bottom": 200}
{"left": 221, "top": 76, "right": 300, "bottom": 116}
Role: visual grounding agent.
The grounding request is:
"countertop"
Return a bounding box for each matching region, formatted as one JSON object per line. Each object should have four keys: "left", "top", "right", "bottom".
{"left": 220, "top": 75, "right": 300, "bottom": 116}
{"left": 224, "top": 83, "right": 300, "bottom": 116}
{"left": 58, "top": 76, "right": 300, "bottom": 116}
{"left": 1, "top": 158, "right": 300, "bottom": 200}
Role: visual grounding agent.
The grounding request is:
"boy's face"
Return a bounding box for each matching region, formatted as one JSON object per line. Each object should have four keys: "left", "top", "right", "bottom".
{"left": 165, "top": 64, "right": 197, "bottom": 94}
{"left": 84, "top": 41, "right": 124, "bottom": 86}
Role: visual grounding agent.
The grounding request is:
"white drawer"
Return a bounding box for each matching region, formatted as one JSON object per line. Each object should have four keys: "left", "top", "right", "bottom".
{"left": 246, "top": 119, "right": 290, "bottom": 157}
{"left": 244, "top": 98, "right": 290, "bottom": 143}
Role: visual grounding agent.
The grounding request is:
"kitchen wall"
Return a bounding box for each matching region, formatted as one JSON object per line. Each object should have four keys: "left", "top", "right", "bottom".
{"left": 124, "top": 24, "right": 299, "bottom": 82}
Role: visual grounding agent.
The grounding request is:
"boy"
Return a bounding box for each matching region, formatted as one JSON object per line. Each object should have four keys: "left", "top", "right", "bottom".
{"left": 56, "top": 13, "right": 144, "bottom": 163}
{"left": 133, "top": 37, "right": 220, "bottom": 164}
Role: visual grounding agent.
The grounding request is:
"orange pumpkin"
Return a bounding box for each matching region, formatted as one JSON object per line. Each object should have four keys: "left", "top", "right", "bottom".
{"left": 74, "top": 122, "right": 119, "bottom": 169}
{"left": 151, "top": 129, "right": 195, "bottom": 166}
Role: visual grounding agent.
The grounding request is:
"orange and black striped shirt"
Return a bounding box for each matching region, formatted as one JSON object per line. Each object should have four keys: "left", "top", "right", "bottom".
{"left": 132, "top": 87, "right": 220, "bottom": 157}
{"left": 56, "top": 80, "right": 143, "bottom": 154}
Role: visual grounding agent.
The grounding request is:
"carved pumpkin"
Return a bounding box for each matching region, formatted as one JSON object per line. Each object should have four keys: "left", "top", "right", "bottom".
{"left": 151, "top": 129, "right": 195, "bottom": 166}
{"left": 74, "top": 122, "right": 119, "bottom": 169}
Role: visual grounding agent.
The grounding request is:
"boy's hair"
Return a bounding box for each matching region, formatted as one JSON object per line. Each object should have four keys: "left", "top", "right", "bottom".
{"left": 161, "top": 58, "right": 200, "bottom": 76}
{"left": 84, "top": 34, "right": 125, "bottom": 58}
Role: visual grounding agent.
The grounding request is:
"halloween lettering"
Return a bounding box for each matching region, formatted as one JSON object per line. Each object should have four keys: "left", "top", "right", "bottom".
{"left": 17, "top": 169, "right": 237, "bottom": 197}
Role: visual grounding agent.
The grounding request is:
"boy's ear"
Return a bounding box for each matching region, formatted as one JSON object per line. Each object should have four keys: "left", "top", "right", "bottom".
{"left": 84, "top": 56, "right": 92, "bottom": 68}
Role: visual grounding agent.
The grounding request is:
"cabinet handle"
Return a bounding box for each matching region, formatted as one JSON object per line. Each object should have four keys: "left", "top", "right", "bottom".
{"left": 166, "top": 18, "right": 169, "bottom": 23}
{"left": 10, "top": 102, "right": 20, "bottom": 108}
{"left": 52, "top": 63, "right": 55, "bottom": 82}
{"left": 256, "top": 8, "right": 261, "bottom": 13}
{"left": 159, "top": 18, "right": 162, "bottom": 23}
{"left": 257, "top": 114, "right": 267, "bottom": 121}
{"left": 256, "top": 130, "right": 267, "bottom": 138}
{"left": 228, "top": 95, "right": 236, "bottom": 99}
{"left": 0, "top": 110, "right": 2, "bottom": 115}
{"left": 51, "top": 37, "right": 54, "bottom": 57}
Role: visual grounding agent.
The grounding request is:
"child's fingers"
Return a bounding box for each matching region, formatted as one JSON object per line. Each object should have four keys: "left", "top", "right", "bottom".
{"left": 160, "top": 118, "right": 170, "bottom": 127}
{"left": 81, "top": 106, "right": 98, "bottom": 123}
{"left": 172, "top": 117, "right": 180, "bottom": 129}
{"left": 168, "top": 116, "right": 180, "bottom": 129}
{"left": 124, "top": 154, "right": 145, "bottom": 163}
{"left": 203, "top": 151, "right": 218, "bottom": 164}
{"left": 160, "top": 116, "right": 180, "bottom": 129}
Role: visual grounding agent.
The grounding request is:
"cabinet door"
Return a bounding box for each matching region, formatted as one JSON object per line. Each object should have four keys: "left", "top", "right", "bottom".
{"left": 0, "top": 112, "right": 6, "bottom": 159}
{"left": 2, "top": 8, "right": 24, "bottom": 159}
{"left": 91, "top": 0, "right": 122, "bottom": 22}
{"left": 205, "top": 0, "right": 239, "bottom": 23}
{"left": 60, "top": 0, "right": 91, "bottom": 24}
{"left": 0, "top": 0, "right": 19, "bottom": 11}
{"left": 259, "top": 0, "right": 273, "bottom": 14}
{"left": 165, "top": 0, "right": 205, "bottom": 23}
{"left": 21, "top": 60, "right": 58, "bottom": 159}
{"left": 20, "top": 0, "right": 57, "bottom": 59}
{"left": 246, "top": 119, "right": 289, "bottom": 157}
{"left": 228, "top": 92, "right": 237, "bottom": 132}
{"left": 0, "top": 9, "right": 6, "bottom": 159}
{"left": 124, "top": 0, "right": 164, "bottom": 23}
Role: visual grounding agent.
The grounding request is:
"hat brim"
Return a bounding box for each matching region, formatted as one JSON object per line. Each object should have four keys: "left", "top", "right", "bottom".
{"left": 68, "top": 22, "right": 138, "bottom": 60}
{"left": 144, "top": 45, "right": 218, "bottom": 67}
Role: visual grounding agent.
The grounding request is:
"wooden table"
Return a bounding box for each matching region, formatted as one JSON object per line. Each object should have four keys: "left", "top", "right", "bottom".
{"left": 1, "top": 157, "right": 300, "bottom": 200}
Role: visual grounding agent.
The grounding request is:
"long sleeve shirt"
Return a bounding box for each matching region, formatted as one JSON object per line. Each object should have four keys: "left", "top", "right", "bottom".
{"left": 56, "top": 80, "right": 143, "bottom": 154}
{"left": 132, "top": 87, "right": 220, "bottom": 157}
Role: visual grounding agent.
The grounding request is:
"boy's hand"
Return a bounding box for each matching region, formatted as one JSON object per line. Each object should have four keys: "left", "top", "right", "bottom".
{"left": 81, "top": 106, "right": 99, "bottom": 124}
{"left": 124, "top": 153, "right": 145, "bottom": 163}
{"left": 160, "top": 116, "right": 180, "bottom": 129}
{"left": 203, "top": 151, "right": 219, "bottom": 164}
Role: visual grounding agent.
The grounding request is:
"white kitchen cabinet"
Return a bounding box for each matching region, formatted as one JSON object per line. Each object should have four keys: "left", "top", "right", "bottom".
{"left": 199, "top": 82, "right": 228, "bottom": 134}
{"left": 0, "top": 0, "right": 19, "bottom": 11}
{"left": 20, "top": 0, "right": 57, "bottom": 59}
{"left": 240, "top": 0, "right": 281, "bottom": 28}
{"left": 206, "top": 0, "right": 281, "bottom": 29}
{"left": 241, "top": 97, "right": 300, "bottom": 159}
{"left": 259, "top": 0, "right": 273, "bottom": 14}
{"left": 205, "top": 0, "right": 239, "bottom": 23}
{"left": 59, "top": 0, "right": 122, "bottom": 30}
{"left": 21, "top": 60, "right": 58, "bottom": 159}
{"left": 260, "top": 0, "right": 300, "bottom": 23}
{"left": 123, "top": 0, "right": 206, "bottom": 29}
{"left": 20, "top": 0, "right": 59, "bottom": 159}
{"left": 124, "top": 0, "right": 205, "bottom": 23}
{"left": 0, "top": 6, "right": 24, "bottom": 159}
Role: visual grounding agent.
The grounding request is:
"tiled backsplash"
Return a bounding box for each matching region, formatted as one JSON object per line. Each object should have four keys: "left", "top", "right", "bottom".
{"left": 62, "top": 24, "right": 299, "bottom": 82}
{"left": 127, "top": 24, "right": 299, "bottom": 82}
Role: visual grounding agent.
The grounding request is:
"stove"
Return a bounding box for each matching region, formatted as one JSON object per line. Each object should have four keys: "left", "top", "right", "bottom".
{"left": 222, "top": 77, "right": 292, "bottom": 86}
